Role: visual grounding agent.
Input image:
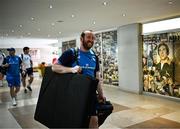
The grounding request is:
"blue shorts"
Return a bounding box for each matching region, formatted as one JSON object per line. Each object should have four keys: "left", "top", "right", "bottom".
{"left": 6, "top": 75, "right": 21, "bottom": 87}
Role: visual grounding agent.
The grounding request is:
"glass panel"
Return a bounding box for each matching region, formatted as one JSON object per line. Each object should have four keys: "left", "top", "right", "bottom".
{"left": 62, "top": 40, "right": 76, "bottom": 53}
{"left": 102, "top": 31, "right": 118, "bottom": 86}
{"left": 93, "top": 30, "right": 118, "bottom": 86}
{"left": 143, "top": 32, "right": 180, "bottom": 98}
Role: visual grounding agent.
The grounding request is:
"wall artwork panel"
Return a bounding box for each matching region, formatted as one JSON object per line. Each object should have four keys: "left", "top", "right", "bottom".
{"left": 143, "top": 32, "right": 180, "bottom": 98}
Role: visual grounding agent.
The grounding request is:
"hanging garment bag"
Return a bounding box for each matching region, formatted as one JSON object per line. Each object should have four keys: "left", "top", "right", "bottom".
{"left": 34, "top": 66, "right": 98, "bottom": 128}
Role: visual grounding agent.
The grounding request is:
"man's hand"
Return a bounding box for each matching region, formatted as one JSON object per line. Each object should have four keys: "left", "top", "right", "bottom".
{"left": 2, "top": 64, "right": 9, "bottom": 67}
{"left": 98, "top": 94, "right": 106, "bottom": 103}
{"left": 22, "top": 70, "right": 26, "bottom": 76}
{"left": 71, "top": 65, "right": 82, "bottom": 73}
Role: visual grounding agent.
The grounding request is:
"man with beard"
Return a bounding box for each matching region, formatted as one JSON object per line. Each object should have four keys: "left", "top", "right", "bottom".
{"left": 52, "top": 30, "right": 105, "bottom": 128}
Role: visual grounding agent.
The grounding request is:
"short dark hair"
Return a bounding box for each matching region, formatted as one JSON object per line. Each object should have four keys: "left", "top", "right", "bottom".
{"left": 158, "top": 43, "right": 169, "bottom": 55}
{"left": 80, "top": 30, "right": 93, "bottom": 38}
{"left": 23, "top": 47, "right": 30, "bottom": 52}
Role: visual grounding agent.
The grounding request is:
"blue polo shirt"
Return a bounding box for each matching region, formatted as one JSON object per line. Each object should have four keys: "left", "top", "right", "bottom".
{"left": 5, "top": 55, "right": 21, "bottom": 76}
{"left": 58, "top": 48, "right": 99, "bottom": 78}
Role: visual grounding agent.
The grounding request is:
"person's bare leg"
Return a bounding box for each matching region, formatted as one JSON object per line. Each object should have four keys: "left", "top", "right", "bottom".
{"left": 89, "top": 116, "right": 98, "bottom": 128}
{"left": 22, "top": 76, "right": 27, "bottom": 93}
{"left": 22, "top": 77, "right": 26, "bottom": 87}
{"left": 28, "top": 75, "right": 33, "bottom": 85}
{"left": 10, "top": 87, "right": 15, "bottom": 98}
{"left": 0, "top": 73, "right": 4, "bottom": 86}
{"left": 15, "top": 87, "right": 20, "bottom": 94}
{"left": 10, "top": 87, "right": 17, "bottom": 106}
{"left": 27, "top": 75, "right": 33, "bottom": 91}
{"left": 14, "top": 86, "right": 20, "bottom": 100}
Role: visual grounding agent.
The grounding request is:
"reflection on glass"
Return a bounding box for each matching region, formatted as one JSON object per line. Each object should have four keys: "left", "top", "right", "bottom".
{"left": 62, "top": 40, "right": 76, "bottom": 53}
{"left": 93, "top": 30, "right": 118, "bottom": 86}
{"left": 143, "top": 32, "right": 180, "bottom": 98}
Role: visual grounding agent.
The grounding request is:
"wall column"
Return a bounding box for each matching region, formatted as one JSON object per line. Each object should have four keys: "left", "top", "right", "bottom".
{"left": 117, "top": 23, "right": 143, "bottom": 94}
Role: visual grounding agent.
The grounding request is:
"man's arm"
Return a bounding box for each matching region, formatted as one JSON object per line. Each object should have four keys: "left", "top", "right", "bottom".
{"left": 2, "top": 63, "right": 9, "bottom": 68}
{"left": 96, "top": 71, "right": 105, "bottom": 100}
{"left": 30, "top": 60, "right": 33, "bottom": 67}
{"left": 52, "top": 64, "right": 81, "bottom": 74}
{"left": 2, "top": 56, "right": 9, "bottom": 68}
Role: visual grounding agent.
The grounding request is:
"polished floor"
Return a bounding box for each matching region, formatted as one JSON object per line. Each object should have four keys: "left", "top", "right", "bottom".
{"left": 0, "top": 73, "right": 180, "bottom": 129}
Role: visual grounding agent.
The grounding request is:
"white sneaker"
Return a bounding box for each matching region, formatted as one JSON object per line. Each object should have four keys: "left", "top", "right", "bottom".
{"left": 12, "top": 97, "right": 17, "bottom": 106}
{"left": 15, "top": 95, "right": 17, "bottom": 100}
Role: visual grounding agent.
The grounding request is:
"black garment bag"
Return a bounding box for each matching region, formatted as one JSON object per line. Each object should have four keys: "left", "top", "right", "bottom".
{"left": 34, "top": 66, "right": 98, "bottom": 128}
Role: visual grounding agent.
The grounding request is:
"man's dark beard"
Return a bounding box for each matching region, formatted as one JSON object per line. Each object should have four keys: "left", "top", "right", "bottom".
{"left": 82, "top": 40, "right": 93, "bottom": 50}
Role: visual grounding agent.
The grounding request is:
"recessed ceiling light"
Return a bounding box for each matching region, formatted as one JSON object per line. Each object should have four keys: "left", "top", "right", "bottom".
{"left": 93, "top": 21, "right": 96, "bottom": 25}
{"left": 168, "top": 1, "right": 173, "bottom": 4}
{"left": 49, "top": 5, "right": 53, "bottom": 9}
{"left": 122, "top": 14, "right": 126, "bottom": 17}
{"left": 12, "top": 30, "right": 14, "bottom": 32}
{"left": 19, "top": 25, "right": 23, "bottom": 27}
{"left": 59, "top": 32, "right": 61, "bottom": 34}
{"left": 31, "top": 17, "right": 34, "bottom": 20}
{"left": 71, "top": 14, "right": 75, "bottom": 18}
{"left": 102, "top": 2, "right": 108, "bottom": 6}
{"left": 51, "top": 23, "right": 55, "bottom": 26}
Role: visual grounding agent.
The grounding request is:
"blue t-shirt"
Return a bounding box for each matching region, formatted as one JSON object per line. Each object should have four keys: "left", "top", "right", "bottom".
{"left": 58, "top": 48, "right": 99, "bottom": 78}
{"left": 5, "top": 55, "right": 21, "bottom": 76}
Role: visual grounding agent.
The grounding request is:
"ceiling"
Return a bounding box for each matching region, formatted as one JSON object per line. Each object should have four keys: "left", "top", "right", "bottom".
{"left": 1, "top": 0, "right": 180, "bottom": 41}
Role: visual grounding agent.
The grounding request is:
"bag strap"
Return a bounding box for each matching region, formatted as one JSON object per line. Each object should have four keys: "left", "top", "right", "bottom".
{"left": 74, "top": 47, "right": 99, "bottom": 67}
{"left": 73, "top": 47, "right": 79, "bottom": 65}
{"left": 2, "top": 53, "right": 5, "bottom": 58}
{"left": 21, "top": 53, "right": 23, "bottom": 60}
{"left": 73, "top": 48, "right": 99, "bottom": 77}
{"left": 73, "top": 48, "right": 98, "bottom": 66}
{"left": 91, "top": 50, "right": 98, "bottom": 71}
{"left": 1, "top": 53, "right": 5, "bottom": 65}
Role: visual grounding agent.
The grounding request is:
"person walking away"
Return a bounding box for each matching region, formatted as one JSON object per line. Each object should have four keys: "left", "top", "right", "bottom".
{"left": 20, "top": 47, "right": 34, "bottom": 93}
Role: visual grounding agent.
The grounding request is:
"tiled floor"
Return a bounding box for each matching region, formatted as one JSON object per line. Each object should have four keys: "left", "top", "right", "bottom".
{"left": 0, "top": 73, "right": 180, "bottom": 129}
{"left": 8, "top": 105, "right": 46, "bottom": 128}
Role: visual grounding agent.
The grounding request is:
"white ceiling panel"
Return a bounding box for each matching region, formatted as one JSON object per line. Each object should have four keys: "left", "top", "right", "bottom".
{"left": 0, "top": 0, "right": 180, "bottom": 47}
